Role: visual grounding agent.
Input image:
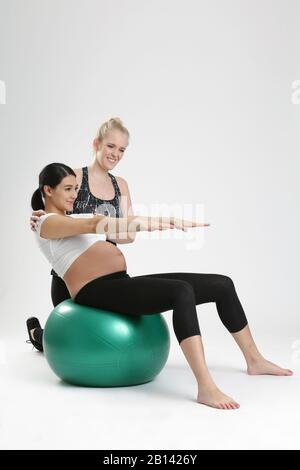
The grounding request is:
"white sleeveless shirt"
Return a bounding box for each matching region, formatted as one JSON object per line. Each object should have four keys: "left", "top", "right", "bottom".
{"left": 35, "top": 213, "right": 106, "bottom": 278}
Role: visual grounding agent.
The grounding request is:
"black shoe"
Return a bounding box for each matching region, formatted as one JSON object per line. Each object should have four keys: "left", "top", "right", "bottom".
{"left": 26, "top": 317, "right": 44, "bottom": 352}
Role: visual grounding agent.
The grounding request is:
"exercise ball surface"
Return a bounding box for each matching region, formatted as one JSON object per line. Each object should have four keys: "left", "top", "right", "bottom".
{"left": 43, "top": 299, "right": 170, "bottom": 387}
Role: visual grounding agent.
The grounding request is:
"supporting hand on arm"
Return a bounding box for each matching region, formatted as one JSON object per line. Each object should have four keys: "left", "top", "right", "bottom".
{"left": 30, "top": 210, "right": 46, "bottom": 231}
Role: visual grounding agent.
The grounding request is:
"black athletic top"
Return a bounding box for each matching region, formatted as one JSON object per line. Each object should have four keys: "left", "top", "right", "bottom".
{"left": 70, "top": 166, "right": 123, "bottom": 218}
{"left": 51, "top": 166, "right": 123, "bottom": 277}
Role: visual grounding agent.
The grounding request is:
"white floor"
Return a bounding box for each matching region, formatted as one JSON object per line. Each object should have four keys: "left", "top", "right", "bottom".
{"left": 1, "top": 329, "right": 299, "bottom": 450}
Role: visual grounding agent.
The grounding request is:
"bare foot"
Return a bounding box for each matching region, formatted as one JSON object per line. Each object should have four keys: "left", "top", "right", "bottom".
{"left": 247, "top": 358, "right": 293, "bottom": 376}
{"left": 197, "top": 386, "right": 240, "bottom": 410}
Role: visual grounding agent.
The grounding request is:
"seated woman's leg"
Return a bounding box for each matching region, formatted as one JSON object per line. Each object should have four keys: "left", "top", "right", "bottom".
{"left": 134, "top": 272, "right": 248, "bottom": 333}
{"left": 137, "top": 272, "right": 292, "bottom": 378}
{"left": 74, "top": 273, "right": 200, "bottom": 345}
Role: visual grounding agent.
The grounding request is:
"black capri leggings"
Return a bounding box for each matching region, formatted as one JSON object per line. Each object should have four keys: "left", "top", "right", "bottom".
{"left": 51, "top": 269, "right": 248, "bottom": 345}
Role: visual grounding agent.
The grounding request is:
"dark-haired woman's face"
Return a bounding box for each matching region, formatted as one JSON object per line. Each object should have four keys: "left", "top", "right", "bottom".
{"left": 44, "top": 175, "right": 79, "bottom": 211}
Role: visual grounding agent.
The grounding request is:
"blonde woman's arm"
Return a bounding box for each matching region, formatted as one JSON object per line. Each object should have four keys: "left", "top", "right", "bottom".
{"left": 106, "top": 177, "right": 137, "bottom": 244}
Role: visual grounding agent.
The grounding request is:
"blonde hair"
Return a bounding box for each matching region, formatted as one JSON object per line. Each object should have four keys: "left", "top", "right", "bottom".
{"left": 96, "top": 116, "right": 130, "bottom": 142}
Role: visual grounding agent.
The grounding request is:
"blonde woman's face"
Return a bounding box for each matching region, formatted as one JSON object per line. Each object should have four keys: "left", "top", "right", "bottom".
{"left": 96, "top": 130, "right": 128, "bottom": 170}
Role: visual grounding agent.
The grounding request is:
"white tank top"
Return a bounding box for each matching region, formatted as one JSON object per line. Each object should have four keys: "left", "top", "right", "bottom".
{"left": 35, "top": 213, "right": 106, "bottom": 278}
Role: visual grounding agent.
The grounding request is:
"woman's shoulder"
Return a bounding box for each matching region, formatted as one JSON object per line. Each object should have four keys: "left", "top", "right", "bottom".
{"left": 39, "top": 212, "right": 59, "bottom": 222}
{"left": 73, "top": 167, "right": 84, "bottom": 187}
{"left": 35, "top": 213, "right": 59, "bottom": 238}
{"left": 114, "top": 175, "right": 128, "bottom": 193}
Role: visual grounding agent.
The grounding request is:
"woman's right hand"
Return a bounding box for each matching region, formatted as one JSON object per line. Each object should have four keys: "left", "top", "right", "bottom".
{"left": 30, "top": 210, "right": 46, "bottom": 231}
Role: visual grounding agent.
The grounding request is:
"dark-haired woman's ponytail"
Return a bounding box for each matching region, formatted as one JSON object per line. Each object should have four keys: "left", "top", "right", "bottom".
{"left": 31, "top": 188, "right": 45, "bottom": 211}
{"left": 31, "top": 162, "right": 76, "bottom": 211}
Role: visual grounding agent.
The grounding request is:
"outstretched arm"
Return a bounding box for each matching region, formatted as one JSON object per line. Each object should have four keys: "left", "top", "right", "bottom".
{"left": 39, "top": 213, "right": 106, "bottom": 239}
{"left": 39, "top": 213, "right": 192, "bottom": 240}
{"left": 40, "top": 213, "right": 144, "bottom": 240}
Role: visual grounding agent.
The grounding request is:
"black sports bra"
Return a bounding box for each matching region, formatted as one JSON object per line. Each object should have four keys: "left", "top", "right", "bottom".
{"left": 71, "top": 166, "right": 123, "bottom": 217}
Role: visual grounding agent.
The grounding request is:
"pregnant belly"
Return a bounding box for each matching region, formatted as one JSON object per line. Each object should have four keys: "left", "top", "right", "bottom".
{"left": 63, "top": 240, "right": 127, "bottom": 298}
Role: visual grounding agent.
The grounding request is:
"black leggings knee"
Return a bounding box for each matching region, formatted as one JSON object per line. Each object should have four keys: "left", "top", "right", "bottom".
{"left": 73, "top": 270, "right": 248, "bottom": 345}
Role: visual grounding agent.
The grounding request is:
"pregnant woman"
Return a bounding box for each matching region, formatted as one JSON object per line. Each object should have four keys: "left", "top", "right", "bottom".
{"left": 28, "top": 117, "right": 293, "bottom": 410}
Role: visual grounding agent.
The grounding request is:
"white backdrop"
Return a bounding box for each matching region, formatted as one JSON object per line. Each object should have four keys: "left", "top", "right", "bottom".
{"left": 1, "top": 0, "right": 299, "bottom": 334}
{"left": 0, "top": 0, "right": 299, "bottom": 449}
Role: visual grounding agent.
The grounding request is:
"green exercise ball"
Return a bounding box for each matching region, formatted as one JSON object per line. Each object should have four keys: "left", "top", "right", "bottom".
{"left": 43, "top": 299, "right": 170, "bottom": 387}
